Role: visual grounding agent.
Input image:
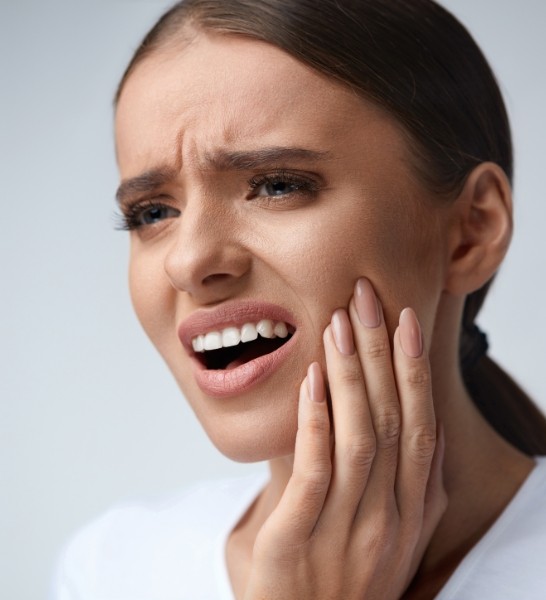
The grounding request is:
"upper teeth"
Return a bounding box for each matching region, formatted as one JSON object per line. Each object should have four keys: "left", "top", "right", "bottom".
{"left": 191, "top": 319, "right": 290, "bottom": 353}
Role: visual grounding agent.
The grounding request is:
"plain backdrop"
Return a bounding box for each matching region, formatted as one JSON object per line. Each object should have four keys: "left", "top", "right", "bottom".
{"left": 1, "top": 1, "right": 545, "bottom": 598}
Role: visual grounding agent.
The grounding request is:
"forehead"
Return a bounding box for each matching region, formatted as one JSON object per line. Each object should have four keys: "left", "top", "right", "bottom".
{"left": 115, "top": 29, "right": 407, "bottom": 177}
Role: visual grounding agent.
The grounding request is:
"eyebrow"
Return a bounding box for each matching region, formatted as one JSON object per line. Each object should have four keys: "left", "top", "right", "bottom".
{"left": 116, "top": 167, "right": 178, "bottom": 206}
{"left": 202, "top": 147, "right": 332, "bottom": 171}
{"left": 115, "top": 147, "right": 331, "bottom": 205}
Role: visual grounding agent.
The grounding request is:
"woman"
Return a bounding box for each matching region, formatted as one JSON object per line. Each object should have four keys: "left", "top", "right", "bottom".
{"left": 53, "top": 0, "right": 546, "bottom": 598}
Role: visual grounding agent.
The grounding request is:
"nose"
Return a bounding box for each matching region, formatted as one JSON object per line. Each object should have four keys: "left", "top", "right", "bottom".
{"left": 164, "top": 198, "right": 251, "bottom": 302}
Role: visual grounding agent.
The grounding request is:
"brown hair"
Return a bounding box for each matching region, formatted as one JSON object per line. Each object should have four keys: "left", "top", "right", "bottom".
{"left": 115, "top": 0, "right": 546, "bottom": 454}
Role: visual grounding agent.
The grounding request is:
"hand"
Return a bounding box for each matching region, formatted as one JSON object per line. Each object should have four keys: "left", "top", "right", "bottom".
{"left": 244, "top": 277, "right": 447, "bottom": 600}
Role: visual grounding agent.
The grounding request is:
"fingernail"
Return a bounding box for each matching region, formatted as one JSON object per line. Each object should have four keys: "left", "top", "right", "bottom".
{"left": 399, "top": 308, "right": 423, "bottom": 358}
{"left": 307, "top": 362, "right": 325, "bottom": 403}
{"left": 355, "top": 277, "right": 381, "bottom": 328}
{"left": 331, "top": 309, "right": 355, "bottom": 355}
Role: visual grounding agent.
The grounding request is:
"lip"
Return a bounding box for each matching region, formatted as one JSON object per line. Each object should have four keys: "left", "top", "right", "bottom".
{"left": 178, "top": 300, "right": 299, "bottom": 398}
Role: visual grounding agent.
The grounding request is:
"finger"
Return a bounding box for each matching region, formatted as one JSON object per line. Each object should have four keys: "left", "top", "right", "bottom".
{"left": 408, "top": 423, "right": 448, "bottom": 576}
{"left": 349, "top": 278, "right": 401, "bottom": 509}
{"left": 263, "top": 364, "right": 331, "bottom": 547}
{"left": 320, "top": 309, "right": 376, "bottom": 522}
{"left": 393, "top": 308, "right": 437, "bottom": 523}
{"left": 422, "top": 422, "right": 447, "bottom": 528}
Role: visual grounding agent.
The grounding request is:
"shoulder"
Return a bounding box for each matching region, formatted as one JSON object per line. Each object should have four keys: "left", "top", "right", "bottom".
{"left": 51, "top": 471, "right": 268, "bottom": 600}
{"left": 438, "top": 456, "right": 546, "bottom": 600}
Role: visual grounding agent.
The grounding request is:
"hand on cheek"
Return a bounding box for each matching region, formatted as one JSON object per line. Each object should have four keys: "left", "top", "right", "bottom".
{"left": 244, "top": 278, "right": 447, "bottom": 600}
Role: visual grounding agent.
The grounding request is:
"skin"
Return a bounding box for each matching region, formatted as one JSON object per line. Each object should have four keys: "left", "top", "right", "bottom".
{"left": 115, "top": 29, "right": 534, "bottom": 599}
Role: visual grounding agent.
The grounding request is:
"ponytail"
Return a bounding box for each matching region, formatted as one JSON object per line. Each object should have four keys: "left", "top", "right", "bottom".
{"left": 461, "top": 287, "right": 546, "bottom": 455}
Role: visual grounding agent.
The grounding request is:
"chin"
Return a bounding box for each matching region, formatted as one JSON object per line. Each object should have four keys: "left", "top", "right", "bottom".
{"left": 169, "top": 347, "right": 305, "bottom": 463}
{"left": 193, "top": 404, "right": 299, "bottom": 463}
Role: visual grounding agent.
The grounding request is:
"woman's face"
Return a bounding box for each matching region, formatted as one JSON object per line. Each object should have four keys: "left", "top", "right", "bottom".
{"left": 115, "top": 30, "right": 450, "bottom": 461}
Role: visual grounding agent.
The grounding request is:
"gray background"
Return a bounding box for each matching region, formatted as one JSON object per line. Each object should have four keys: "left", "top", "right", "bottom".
{"left": 1, "top": 1, "right": 545, "bottom": 598}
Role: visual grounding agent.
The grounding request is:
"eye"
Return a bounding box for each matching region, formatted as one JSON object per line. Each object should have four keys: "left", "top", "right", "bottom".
{"left": 256, "top": 179, "right": 301, "bottom": 197}
{"left": 139, "top": 205, "right": 177, "bottom": 225}
{"left": 115, "top": 200, "right": 180, "bottom": 232}
{"left": 247, "top": 171, "right": 320, "bottom": 202}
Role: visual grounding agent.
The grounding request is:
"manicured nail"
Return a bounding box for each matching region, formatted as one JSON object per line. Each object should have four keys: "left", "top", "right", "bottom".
{"left": 307, "top": 362, "right": 325, "bottom": 403}
{"left": 355, "top": 277, "right": 381, "bottom": 328}
{"left": 331, "top": 309, "right": 355, "bottom": 355}
{"left": 399, "top": 308, "right": 423, "bottom": 358}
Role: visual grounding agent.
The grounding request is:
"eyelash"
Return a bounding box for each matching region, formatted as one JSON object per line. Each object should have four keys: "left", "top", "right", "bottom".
{"left": 114, "top": 198, "right": 180, "bottom": 232}
{"left": 115, "top": 171, "right": 320, "bottom": 231}
{"left": 246, "top": 170, "right": 320, "bottom": 203}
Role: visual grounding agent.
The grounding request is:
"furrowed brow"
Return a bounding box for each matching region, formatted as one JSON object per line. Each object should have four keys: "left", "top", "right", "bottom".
{"left": 115, "top": 148, "right": 331, "bottom": 204}
{"left": 203, "top": 147, "right": 332, "bottom": 171}
{"left": 115, "top": 167, "right": 177, "bottom": 206}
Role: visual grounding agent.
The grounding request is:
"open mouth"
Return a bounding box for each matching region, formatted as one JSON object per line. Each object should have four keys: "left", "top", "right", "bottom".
{"left": 192, "top": 319, "right": 295, "bottom": 370}
{"left": 195, "top": 332, "right": 294, "bottom": 370}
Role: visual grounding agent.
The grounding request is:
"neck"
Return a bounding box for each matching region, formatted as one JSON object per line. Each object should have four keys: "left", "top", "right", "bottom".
{"left": 260, "top": 354, "right": 534, "bottom": 597}
{"left": 402, "top": 319, "right": 534, "bottom": 595}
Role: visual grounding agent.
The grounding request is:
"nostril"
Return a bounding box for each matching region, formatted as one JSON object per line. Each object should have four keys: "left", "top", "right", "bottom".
{"left": 202, "top": 273, "right": 232, "bottom": 285}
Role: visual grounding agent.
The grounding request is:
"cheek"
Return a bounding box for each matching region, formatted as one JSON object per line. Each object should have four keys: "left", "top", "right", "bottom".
{"left": 128, "top": 247, "right": 176, "bottom": 350}
{"left": 251, "top": 192, "right": 443, "bottom": 339}
{"left": 128, "top": 242, "right": 300, "bottom": 463}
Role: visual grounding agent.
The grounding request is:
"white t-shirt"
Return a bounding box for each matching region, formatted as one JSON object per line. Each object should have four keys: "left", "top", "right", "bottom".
{"left": 52, "top": 457, "right": 546, "bottom": 600}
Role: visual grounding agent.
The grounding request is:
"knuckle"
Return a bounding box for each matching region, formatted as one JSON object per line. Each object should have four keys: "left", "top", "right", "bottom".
{"left": 254, "top": 524, "right": 307, "bottom": 562}
{"left": 304, "top": 415, "right": 330, "bottom": 437}
{"left": 360, "top": 513, "right": 397, "bottom": 555}
{"left": 374, "top": 405, "right": 401, "bottom": 448}
{"left": 338, "top": 364, "right": 363, "bottom": 387}
{"left": 342, "top": 433, "right": 376, "bottom": 469}
{"left": 407, "top": 424, "right": 437, "bottom": 465}
{"left": 404, "top": 365, "right": 431, "bottom": 389}
{"left": 362, "top": 338, "right": 391, "bottom": 361}
{"left": 295, "top": 468, "right": 331, "bottom": 498}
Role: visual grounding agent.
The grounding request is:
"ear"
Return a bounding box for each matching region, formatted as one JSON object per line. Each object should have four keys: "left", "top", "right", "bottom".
{"left": 444, "top": 162, "right": 513, "bottom": 295}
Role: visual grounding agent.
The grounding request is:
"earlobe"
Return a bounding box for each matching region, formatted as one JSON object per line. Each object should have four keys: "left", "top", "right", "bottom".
{"left": 444, "top": 162, "right": 513, "bottom": 296}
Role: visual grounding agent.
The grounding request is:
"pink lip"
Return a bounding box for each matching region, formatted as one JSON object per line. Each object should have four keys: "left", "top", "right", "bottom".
{"left": 178, "top": 300, "right": 299, "bottom": 398}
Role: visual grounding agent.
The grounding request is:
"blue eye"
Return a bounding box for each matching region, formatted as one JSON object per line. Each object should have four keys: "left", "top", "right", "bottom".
{"left": 259, "top": 180, "right": 301, "bottom": 196}
{"left": 248, "top": 171, "right": 319, "bottom": 202}
{"left": 116, "top": 201, "right": 180, "bottom": 231}
{"left": 140, "top": 205, "right": 177, "bottom": 225}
